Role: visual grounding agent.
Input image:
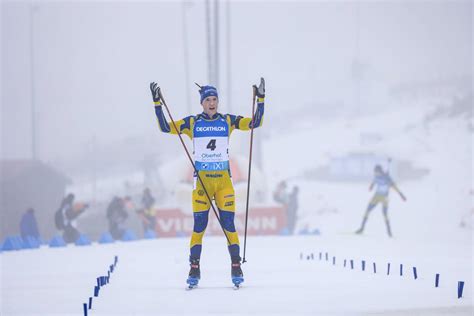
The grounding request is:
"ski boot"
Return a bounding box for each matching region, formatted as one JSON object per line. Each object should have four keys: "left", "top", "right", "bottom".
{"left": 231, "top": 256, "right": 244, "bottom": 288}
{"left": 186, "top": 258, "right": 200, "bottom": 289}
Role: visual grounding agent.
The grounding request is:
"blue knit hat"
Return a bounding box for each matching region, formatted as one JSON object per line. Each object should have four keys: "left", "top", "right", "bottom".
{"left": 199, "top": 85, "right": 218, "bottom": 104}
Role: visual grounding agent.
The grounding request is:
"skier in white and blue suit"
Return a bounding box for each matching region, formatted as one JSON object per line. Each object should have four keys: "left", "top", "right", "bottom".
{"left": 150, "top": 78, "right": 265, "bottom": 287}
{"left": 355, "top": 164, "right": 406, "bottom": 237}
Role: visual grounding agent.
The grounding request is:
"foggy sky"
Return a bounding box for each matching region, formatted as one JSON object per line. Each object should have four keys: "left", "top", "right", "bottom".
{"left": 1, "top": 0, "right": 472, "bottom": 164}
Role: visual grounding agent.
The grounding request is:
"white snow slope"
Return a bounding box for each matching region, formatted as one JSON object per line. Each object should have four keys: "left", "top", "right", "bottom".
{"left": 2, "top": 103, "right": 473, "bottom": 315}
{"left": 1, "top": 233, "right": 472, "bottom": 315}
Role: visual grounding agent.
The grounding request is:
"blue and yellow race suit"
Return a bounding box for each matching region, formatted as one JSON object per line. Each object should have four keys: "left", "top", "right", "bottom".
{"left": 368, "top": 173, "right": 394, "bottom": 210}
{"left": 154, "top": 99, "right": 264, "bottom": 260}
{"left": 357, "top": 172, "right": 395, "bottom": 235}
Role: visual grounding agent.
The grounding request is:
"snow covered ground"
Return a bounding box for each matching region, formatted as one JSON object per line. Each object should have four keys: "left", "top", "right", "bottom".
{"left": 2, "top": 94, "right": 472, "bottom": 315}
{"left": 1, "top": 232, "right": 472, "bottom": 315}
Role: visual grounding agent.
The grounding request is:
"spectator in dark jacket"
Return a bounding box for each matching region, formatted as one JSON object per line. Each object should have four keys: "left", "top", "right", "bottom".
{"left": 286, "top": 186, "right": 299, "bottom": 235}
{"left": 20, "top": 208, "right": 40, "bottom": 241}
{"left": 273, "top": 182, "right": 299, "bottom": 235}
{"left": 136, "top": 188, "right": 157, "bottom": 234}
{"left": 106, "top": 196, "right": 132, "bottom": 240}
{"left": 57, "top": 193, "right": 88, "bottom": 243}
{"left": 273, "top": 181, "right": 288, "bottom": 205}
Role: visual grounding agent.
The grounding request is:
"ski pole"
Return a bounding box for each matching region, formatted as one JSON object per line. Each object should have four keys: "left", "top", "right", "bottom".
{"left": 386, "top": 157, "right": 392, "bottom": 175}
{"left": 158, "top": 89, "right": 232, "bottom": 246}
{"left": 242, "top": 86, "right": 257, "bottom": 264}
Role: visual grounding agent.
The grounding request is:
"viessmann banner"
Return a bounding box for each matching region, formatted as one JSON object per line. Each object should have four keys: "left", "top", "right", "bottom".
{"left": 154, "top": 206, "right": 287, "bottom": 237}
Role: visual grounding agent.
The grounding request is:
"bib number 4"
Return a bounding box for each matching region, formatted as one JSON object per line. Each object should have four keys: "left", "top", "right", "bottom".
{"left": 206, "top": 139, "right": 217, "bottom": 151}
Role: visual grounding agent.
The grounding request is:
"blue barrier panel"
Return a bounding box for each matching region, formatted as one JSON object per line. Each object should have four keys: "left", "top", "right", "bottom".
{"left": 1, "top": 236, "right": 22, "bottom": 251}
{"left": 298, "top": 228, "right": 309, "bottom": 235}
{"left": 121, "top": 229, "right": 137, "bottom": 241}
{"left": 23, "top": 236, "right": 41, "bottom": 249}
{"left": 279, "top": 227, "right": 290, "bottom": 236}
{"left": 176, "top": 231, "right": 187, "bottom": 238}
{"left": 49, "top": 235, "right": 66, "bottom": 248}
{"left": 13, "top": 236, "right": 25, "bottom": 249}
{"left": 75, "top": 234, "right": 92, "bottom": 246}
{"left": 98, "top": 232, "right": 115, "bottom": 244}
{"left": 144, "top": 229, "right": 157, "bottom": 239}
{"left": 311, "top": 229, "right": 321, "bottom": 235}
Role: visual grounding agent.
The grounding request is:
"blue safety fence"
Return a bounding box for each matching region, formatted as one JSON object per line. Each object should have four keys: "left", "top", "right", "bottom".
{"left": 0, "top": 227, "right": 159, "bottom": 253}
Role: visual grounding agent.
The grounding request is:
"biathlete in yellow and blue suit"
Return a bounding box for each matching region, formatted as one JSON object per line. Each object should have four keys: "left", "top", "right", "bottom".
{"left": 355, "top": 164, "right": 406, "bottom": 237}
{"left": 149, "top": 78, "right": 265, "bottom": 287}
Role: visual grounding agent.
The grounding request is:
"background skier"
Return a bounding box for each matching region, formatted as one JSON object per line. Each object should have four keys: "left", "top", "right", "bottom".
{"left": 355, "top": 164, "right": 406, "bottom": 237}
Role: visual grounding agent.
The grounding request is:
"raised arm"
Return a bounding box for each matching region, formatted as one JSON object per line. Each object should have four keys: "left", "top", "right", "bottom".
{"left": 150, "top": 82, "right": 193, "bottom": 138}
{"left": 229, "top": 78, "right": 265, "bottom": 132}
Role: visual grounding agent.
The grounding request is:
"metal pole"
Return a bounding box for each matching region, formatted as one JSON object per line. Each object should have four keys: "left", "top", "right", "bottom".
{"left": 354, "top": 2, "right": 361, "bottom": 115}
{"left": 29, "top": 1, "right": 37, "bottom": 160}
{"left": 205, "top": 0, "right": 213, "bottom": 84}
{"left": 242, "top": 87, "right": 257, "bottom": 263}
{"left": 214, "top": 0, "right": 219, "bottom": 89}
{"left": 226, "top": 0, "right": 232, "bottom": 113}
{"left": 92, "top": 135, "right": 97, "bottom": 205}
{"left": 182, "top": 1, "right": 192, "bottom": 113}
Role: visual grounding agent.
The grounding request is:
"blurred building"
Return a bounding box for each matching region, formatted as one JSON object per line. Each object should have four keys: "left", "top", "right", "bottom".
{"left": 0, "top": 160, "right": 70, "bottom": 240}
{"left": 305, "top": 152, "right": 430, "bottom": 182}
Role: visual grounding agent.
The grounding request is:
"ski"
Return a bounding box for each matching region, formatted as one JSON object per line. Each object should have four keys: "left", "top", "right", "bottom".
{"left": 186, "top": 284, "right": 198, "bottom": 291}
{"left": 232, "top": 279, "right": 243, "bottom": 291}
{"left": 186, "top": 284, "right": 242, "bottom": 290}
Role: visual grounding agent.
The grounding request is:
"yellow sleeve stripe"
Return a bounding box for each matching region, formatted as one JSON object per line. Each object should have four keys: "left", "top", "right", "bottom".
{"left": 226, "top": 115, "right": 235, "bottom": 134}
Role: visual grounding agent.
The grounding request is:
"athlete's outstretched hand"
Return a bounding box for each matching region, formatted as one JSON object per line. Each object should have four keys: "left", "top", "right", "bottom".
{"left": 253, "top": 77, "right": 265, "bottom": 98}
{"left": 150, "top": 82, "right": 162, "bottom": 104}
